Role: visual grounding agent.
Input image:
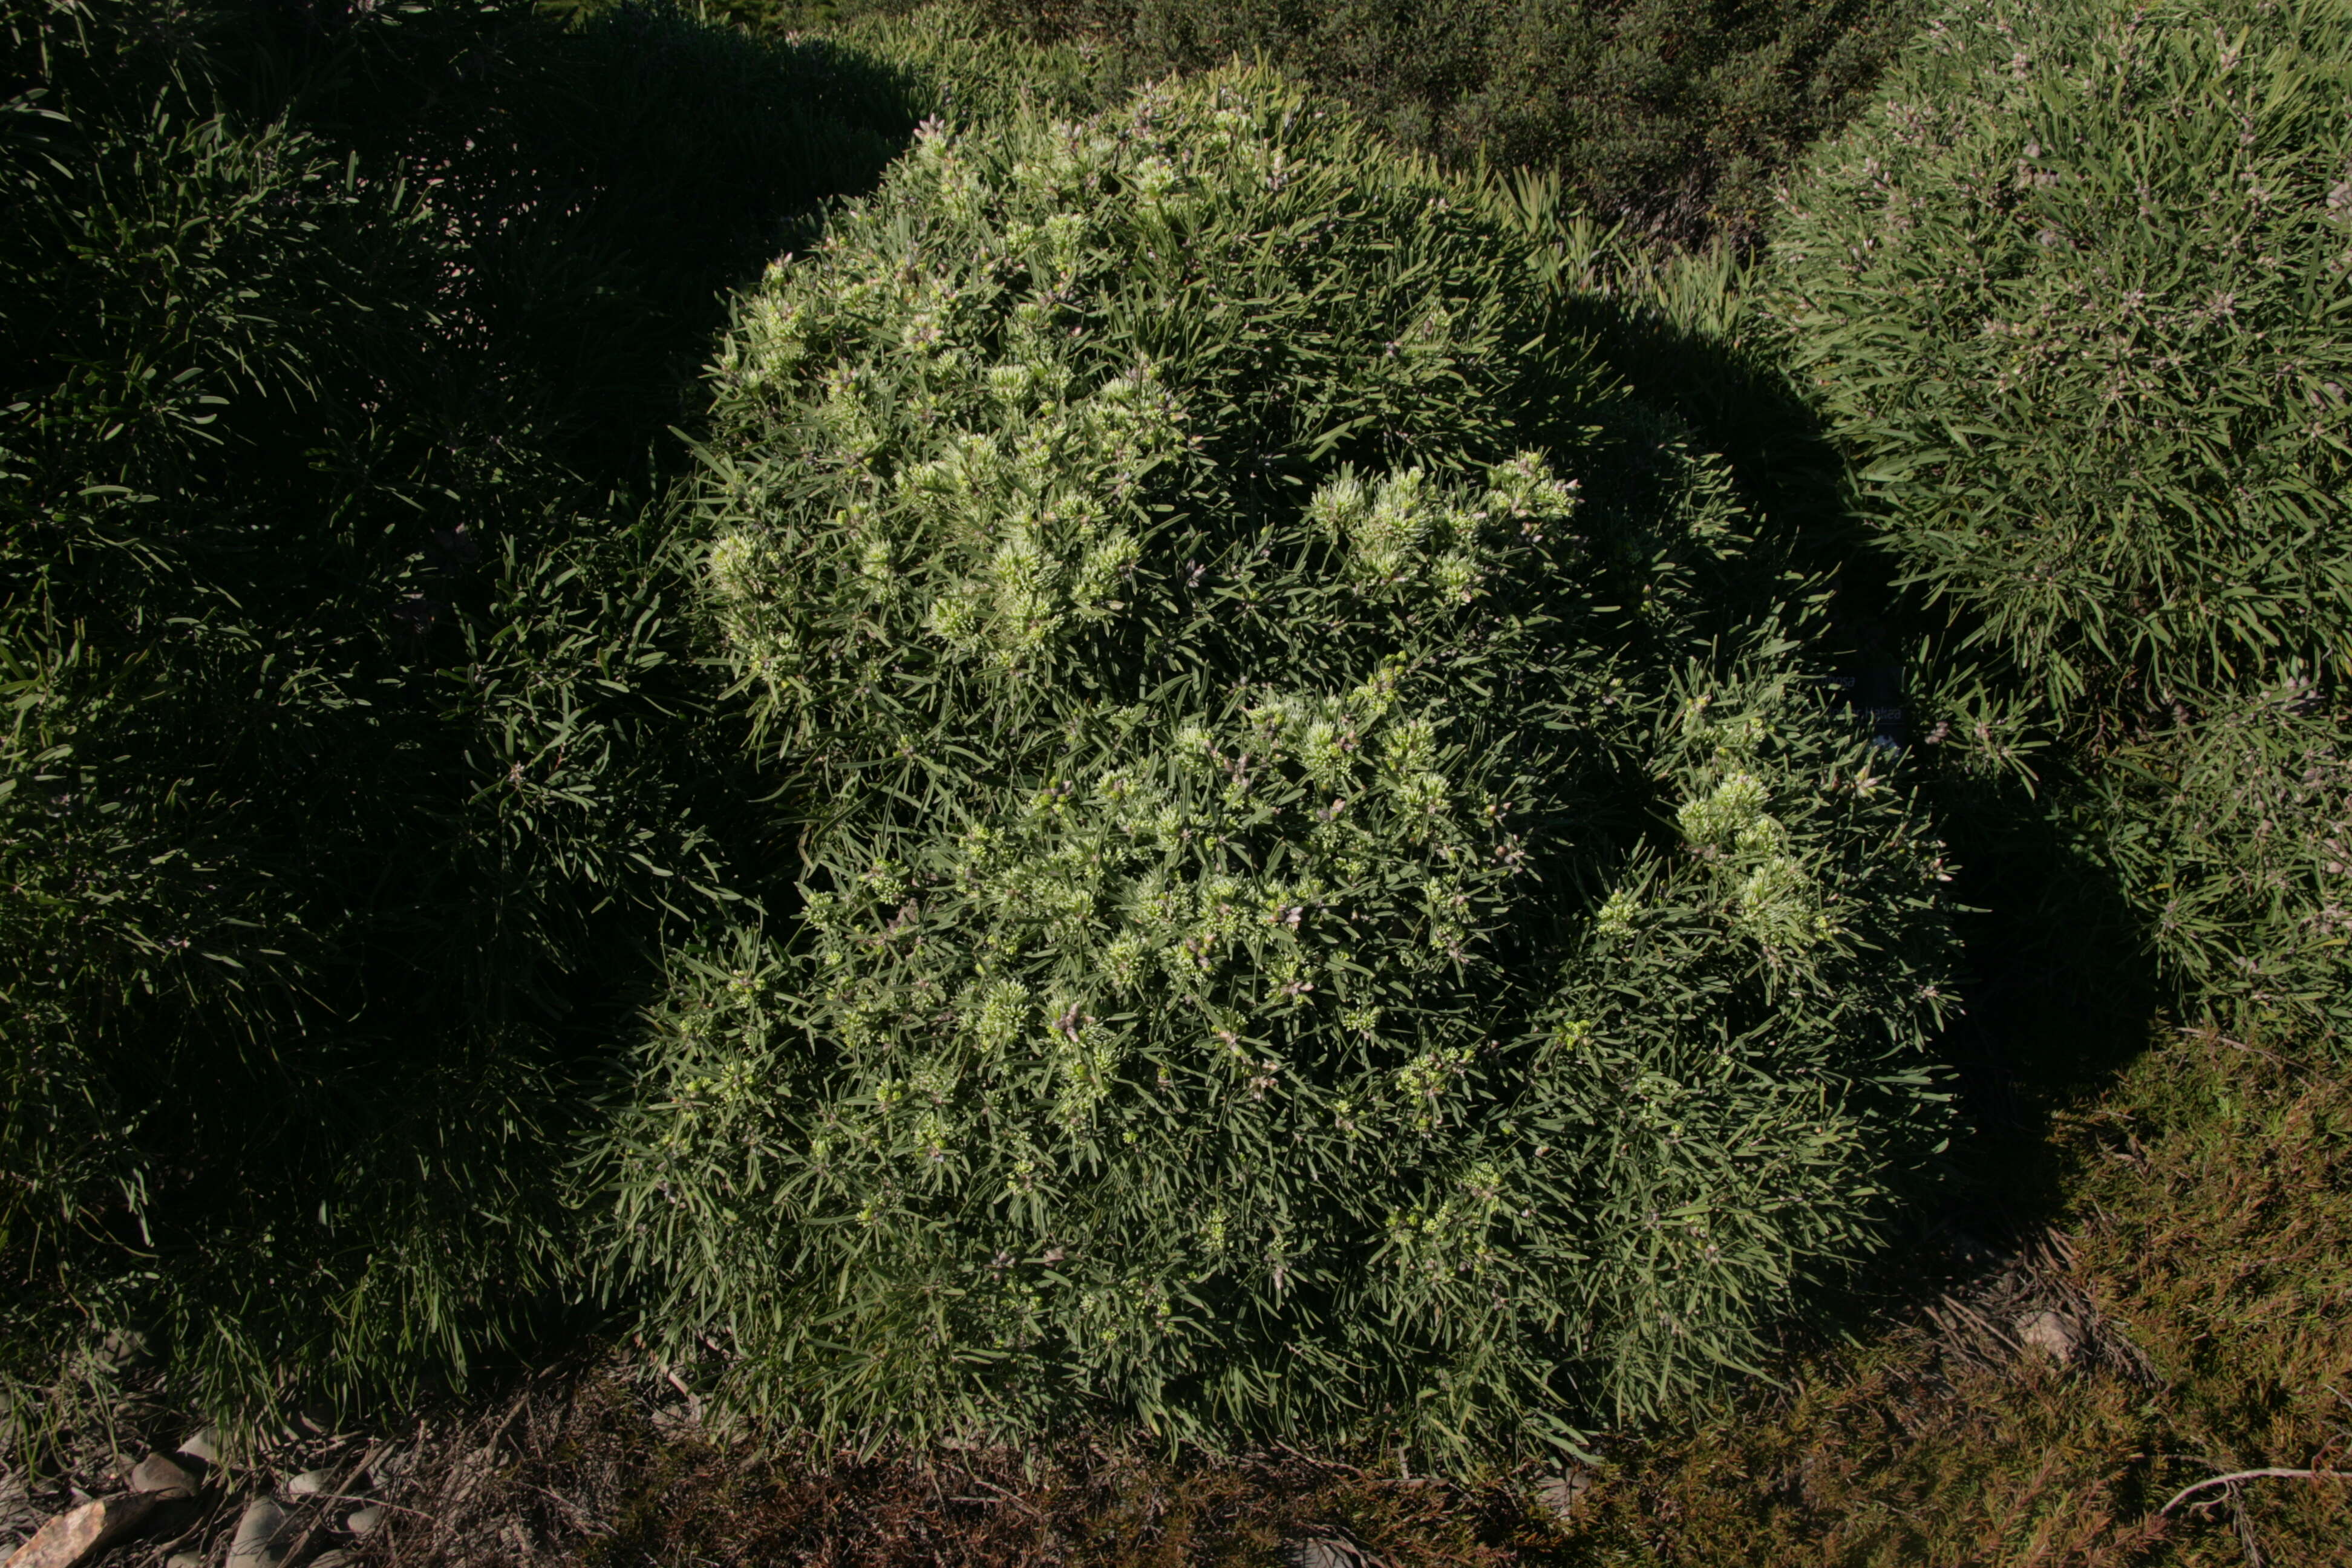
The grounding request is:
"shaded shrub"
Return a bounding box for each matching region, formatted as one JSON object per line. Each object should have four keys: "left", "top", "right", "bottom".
{"left": 823, "top": 0, "right": 1126, "bottom": 121}
{"left": 2091, "top": 682, "right": 2352, "bottom": 1040}
{"left": 0, "top": 0, "right": 918, "bottom": 1423}
{"left": 595, "top": 70, "right": 1960, "bottom": 1462}
{"left": 1757, "top": 0, "right": 2352, "bottom": 1043}
{"left": 296, "top": 0, "right": 926, "bottom": 465}
{"left": 954, "top": 0, "right": 1932, "bottom": 249}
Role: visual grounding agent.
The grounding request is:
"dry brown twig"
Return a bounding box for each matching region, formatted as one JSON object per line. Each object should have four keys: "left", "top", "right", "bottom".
{"left": 267, "top": 1440, "right": 386, "bottom": 1568}
{"left": 944, "top": 1466, "right": 1047, "bottom": 1520}
{"left": 2176, "top": 1024, "right": 2294, "bottom": 1068}
{"left": 2157, "top": 1466, "right": 2352, "bottom": 1515}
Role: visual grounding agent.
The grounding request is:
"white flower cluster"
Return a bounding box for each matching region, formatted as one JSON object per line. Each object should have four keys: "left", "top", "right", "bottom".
{"left": 1672, "top": 690, "right": 1840, "bottom": 953}
{"left": 910, "top": 365, "right": 1179, "bottom": 672}
{"left": 796, "top": 663, "right": 1506, "bottom": 1146}
{"left": 1304, "top": 452, "right": 1581, "bottom": 603}
{"left": 711, "top": 113, "right": 1208, "bottom": 684}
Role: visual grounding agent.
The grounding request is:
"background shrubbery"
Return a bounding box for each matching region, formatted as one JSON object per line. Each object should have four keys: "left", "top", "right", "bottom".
{"left": 716, "top": 0, "right": 1932, "bottom": 250}
{"left": 947, "top": 0, "right": 1930, "bottom": 250}
{"left": 1758, "top": 0, "right": 2352, "bottom": 1047}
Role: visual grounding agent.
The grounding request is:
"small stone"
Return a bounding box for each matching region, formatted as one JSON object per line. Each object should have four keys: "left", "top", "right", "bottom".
{"left": 1534, "top": 1465, "right": 1597, "bottom": 1522}
{"left": 226, "top": 1496, "right": 287, "bottom": 1568}
{"left": 2015, "top": 1308, "right": 2083, "bottom": 1365}
{"left": 1, "top": 1493, "right": 163, "bottom": 1568}
{"left": 1282, "top": 1543, "right": 1358, "bottom": 1568}
{"left": 129, "top": 1455, "right": 197, "bottom": 1497}
{"left": 166, "top": 1557, "right": 205, "bottom": 1568}
{"left": 344, "top": 1505, "right": 385, "bottom": 1537}
{"left": 285, "top": 1469, "right": 334, "bottom": 1498}
{"left": 175, "top": 1429, "right": 221, "bottom": 1466}
{"left": 94, "top": 1328, "right": 154, "bottom": 1373}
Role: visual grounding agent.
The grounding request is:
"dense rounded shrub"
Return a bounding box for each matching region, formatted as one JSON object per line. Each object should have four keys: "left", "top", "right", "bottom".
{"left": 0, "top": 0, "right": 916, "bottom": 1421}
{"left": 1759, "top": 0, "right": 2352, "bottom": 1042}
{"left": 1760, "top": 0, "right": 2352, "bottom": 716}
{"left": 598, "top": 71, "right": 1960, "bottom": 1458}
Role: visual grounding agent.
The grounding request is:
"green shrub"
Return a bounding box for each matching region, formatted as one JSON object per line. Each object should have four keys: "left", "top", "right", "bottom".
{"left": 595, "top": 70, "right": 1961, "bottom": 1462}
{"left": 2089, "top": 682, "right": 2352, "bottom": 1040}
{"left": 0, "top": 0, "right": 917, "bottom": 1425}
{"left": 1757, "top": 0, "right": 2352, "bottom": 1042}
{"left": 1760, "top": 0, "right": 2352, "bottom": 716}
{"left": 953, "top": 0, "right": 1931, "bottom": 250}
{"left": 823, "top": 1, "right": 1126, "bottom": 122}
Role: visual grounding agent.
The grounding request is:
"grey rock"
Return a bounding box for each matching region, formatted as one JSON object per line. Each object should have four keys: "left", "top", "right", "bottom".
{"left": 1281, "top": 1541, "right": 1364, "bottom": 1568}
{"left": 165, "top": 1556, "right": 206, "bottom": 1568}
{"left": 342, "top": 1505, "right": 385, "bottom": 1538}
{"left": 175, "top": 1429, "right": 222, "bottom": 1467}
{"left": 226, "top": 1497, "right": 287, "bottom": 1568}
{"left": 284, "top": 1471, "right": 333, "bottom": 1498}
{"left": 2015, "top": 1308, "right": 2083, "bottom": 1365}
{"left": 1534, "top": 1465, "right": 1596, "bottom": 1523}
{"left": 130, "top": 1454, "right": 197, "bottom": 1497}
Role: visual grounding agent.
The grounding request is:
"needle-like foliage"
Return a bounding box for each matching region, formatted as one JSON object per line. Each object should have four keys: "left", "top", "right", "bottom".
{"left": 0, "top": 0, "right": 918, "bottom": 1425}
{"left": 1758, "top": 0, "right": 2352, "bottom": 1045}
{"left": 595, "top": 70, "right": 1961, "bottom": 1463}
{"left": 1763, "top": 0, "right": 2352, "bottom": 717}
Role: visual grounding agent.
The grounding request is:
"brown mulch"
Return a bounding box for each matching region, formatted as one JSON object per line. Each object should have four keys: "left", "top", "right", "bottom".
{"left": 358, "top": 1362, "right": 1544, "bottom": 1568}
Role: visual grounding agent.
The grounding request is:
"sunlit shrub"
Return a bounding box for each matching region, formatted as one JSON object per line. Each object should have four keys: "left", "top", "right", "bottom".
{"left": 1760, "top": 0, "right": 2352, "bottom": 714}
{"left": 1760, "top": 0, "right": 2352, "bottom": 1043}
{"left": 597, "top": 70, "right": 1960, "bottom": 1461}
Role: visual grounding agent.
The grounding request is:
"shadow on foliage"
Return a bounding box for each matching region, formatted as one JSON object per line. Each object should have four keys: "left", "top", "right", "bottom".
{"left": 1544, "top": 253, "right": 2169, "bottom": 1344}
{"left": 0, "top": 0, "right": 933, "bottom": 1432}
{"left": 235, "top": 0, "right": 928, "bottom": 475}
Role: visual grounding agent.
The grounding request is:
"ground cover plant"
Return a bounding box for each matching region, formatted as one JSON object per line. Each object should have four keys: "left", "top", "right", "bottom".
{"left": 1543, "top": 1027, "right": 2352, "bottom": 1567}
{"left": 0, "top": 0, "right": 924, "bottom": 1428}
{"left": 593, "top": 65, "right": 1962, "bottom": 1463}
{"left": 1756, "top": 0, "right": 2352, "bottom": 1047}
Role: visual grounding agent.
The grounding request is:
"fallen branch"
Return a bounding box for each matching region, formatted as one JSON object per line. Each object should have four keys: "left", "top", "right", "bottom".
{"left": 2175, "top": 1025, "right": 2292, "bottom": 1068}
{"left": 2158, "top": 1467, "right": 2352, "bottom": 1515}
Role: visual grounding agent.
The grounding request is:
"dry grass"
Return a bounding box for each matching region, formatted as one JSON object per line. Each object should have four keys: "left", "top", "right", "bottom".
{"left": 359, "top": 1377, "right": 1541, "bottom": 1567}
